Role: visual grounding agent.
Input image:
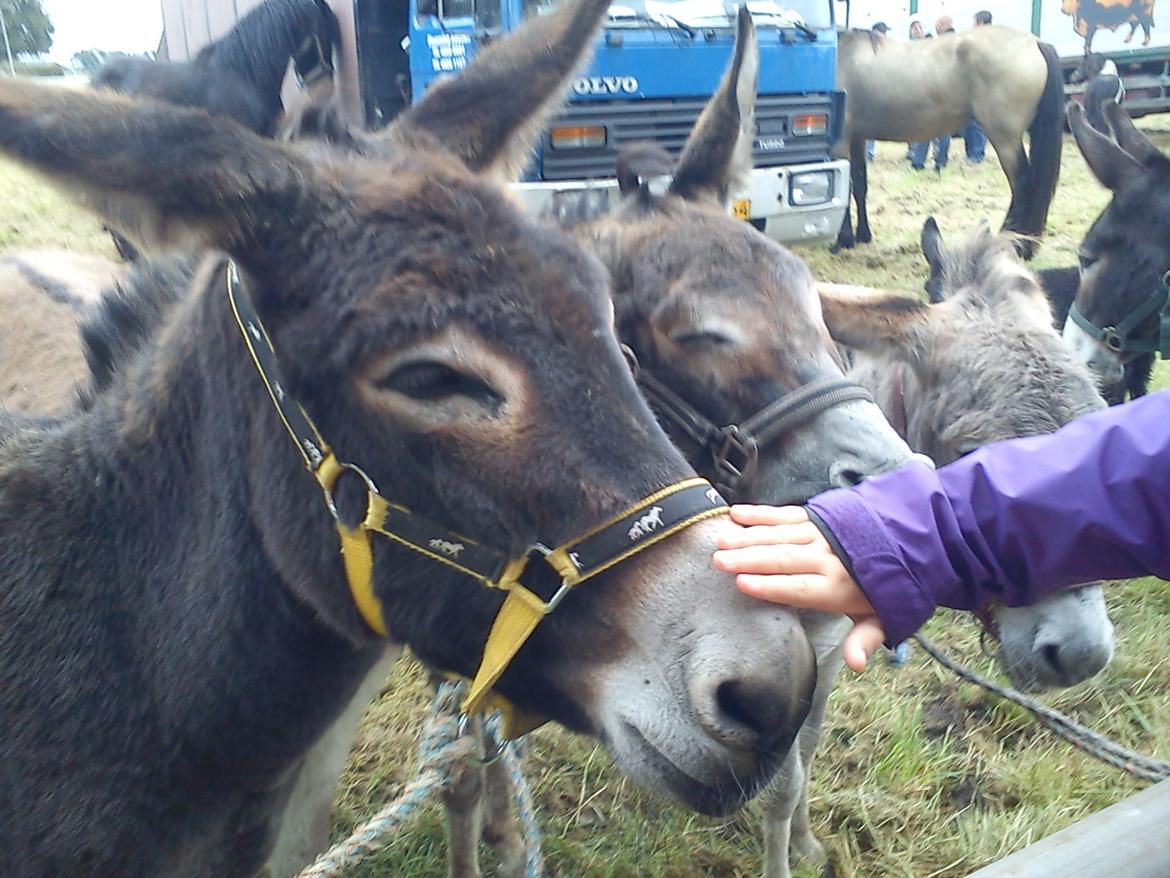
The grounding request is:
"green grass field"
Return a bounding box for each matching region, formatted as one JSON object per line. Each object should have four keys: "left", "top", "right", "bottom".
{"left": 2, "top": 124, "right": 1168, "bottom": 878}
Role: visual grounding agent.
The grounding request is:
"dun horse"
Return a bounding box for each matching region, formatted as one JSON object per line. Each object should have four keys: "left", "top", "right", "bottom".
{"left": 834, "top": 26, "right": 1065, "bottom": 258}
{"left": 1062, "top": 102, "right": 1169, "bottom": 402}
{"left": 92, "top": 0, "right": 340, "bottom": 137}
{"left": 0, "top": 0, "right": 820, "bottom": 873}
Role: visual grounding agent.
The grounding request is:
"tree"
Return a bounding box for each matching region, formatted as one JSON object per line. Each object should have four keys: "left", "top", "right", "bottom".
{"left": 0, "top": 0, "right": 54, "bottom": 58}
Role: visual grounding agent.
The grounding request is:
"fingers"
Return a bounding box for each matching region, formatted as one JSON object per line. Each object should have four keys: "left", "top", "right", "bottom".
{"left": 842, "top": 617, "right": 887, "bottom": 672}
{"left": 713, "top": 541, "right": 828, "bottom": 575}
{"left": 733, "top": 571, "right": 871, "bottom": 616}
{"left": 716, "top": 521, "right": 821, "bottom": 550}
{"left": 727, "top": 504, "right": 809, "bottom": 528}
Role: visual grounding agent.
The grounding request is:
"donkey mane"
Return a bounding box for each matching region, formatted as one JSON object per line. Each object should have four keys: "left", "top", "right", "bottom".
{"left": 78, "top": 259, "right": 194, "bottom": 404}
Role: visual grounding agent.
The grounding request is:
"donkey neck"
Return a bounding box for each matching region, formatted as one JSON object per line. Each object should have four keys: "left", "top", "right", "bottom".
{"left": 0, "top": 261, "right": 395, "bottom": 872}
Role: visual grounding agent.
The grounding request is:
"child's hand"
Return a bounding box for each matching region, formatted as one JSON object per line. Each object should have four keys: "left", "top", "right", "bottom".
{"left": 713, "top": 504, "right": 886, "bottom": 672}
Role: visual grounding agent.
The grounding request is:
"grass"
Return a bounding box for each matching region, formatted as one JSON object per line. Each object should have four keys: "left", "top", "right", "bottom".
{"left": 2, "top": 123, "right": 1169, "bottom": 877}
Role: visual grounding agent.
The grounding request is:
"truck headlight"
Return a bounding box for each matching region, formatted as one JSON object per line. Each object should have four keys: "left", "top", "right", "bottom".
{"left": 549, "top": 125, "right": 607, "bottom": 149}
{"left": 791, "top": 113, "right": 828, "bottom": 137}
{"left": 790, "top": 171, "right": 833, "bottom": 206}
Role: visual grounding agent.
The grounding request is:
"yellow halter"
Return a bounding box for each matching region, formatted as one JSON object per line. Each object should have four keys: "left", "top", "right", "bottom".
{"left": 226, "top": 261, "right": 728, "bottom": 735}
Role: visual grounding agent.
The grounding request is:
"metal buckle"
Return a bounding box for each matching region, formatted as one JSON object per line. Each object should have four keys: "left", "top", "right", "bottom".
{"left": 456, "top": 713, "right": 512, "bottom": 765}
{"left": 519, "top": 543, "right": 573, "bottom": 614}
{"left": 712, "top": 424, "right": 760, "bottom": 489}
{"left": 324, "top": 462, "right": 380, "bottom": 523}
{"left": 1102, "top": 326, "right": 1124, "bottom": 353}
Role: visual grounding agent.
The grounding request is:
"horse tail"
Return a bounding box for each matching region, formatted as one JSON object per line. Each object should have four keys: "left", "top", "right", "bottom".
{"left": 1023, "top": 41, "right": 1065, "bottom": 244}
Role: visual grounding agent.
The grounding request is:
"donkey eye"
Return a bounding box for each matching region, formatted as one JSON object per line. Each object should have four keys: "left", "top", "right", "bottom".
{"left": 1077, "top": 251, "right": 1097, "bottom": 272}
{"left": 381, "top": 361, "right": 500, "bottom": 404}
{"left": 671, "top": 330, "right": 733, "bottom": 348}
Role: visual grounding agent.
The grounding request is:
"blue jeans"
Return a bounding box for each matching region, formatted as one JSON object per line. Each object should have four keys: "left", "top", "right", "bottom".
{"left": 964, "top": 119, "right": 987, "bottom": 162}
{"left": 910, "top": 136, "right": 950, "bottom": 170}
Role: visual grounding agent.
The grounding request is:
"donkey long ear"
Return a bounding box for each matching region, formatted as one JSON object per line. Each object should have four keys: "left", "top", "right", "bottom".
{"left": 920, "top": 216, "right": 947, "bottom": 303}
{"left": 1104, "top": 101, "right": 1167, "bottom": 167}
{"left": 1070, "top": 103, "right": 1144, "bottom": 191}
{"left": 669, "top": 6, "right": 759, "bottom": 204}
{"left": 0, "top": 79, "right": 316, "bottom": 254}
{"left": 387, "top": 0, "right": 610, "bottom": 180}
{"left": 817, "top": 282, "right": 930, "bottom": 358}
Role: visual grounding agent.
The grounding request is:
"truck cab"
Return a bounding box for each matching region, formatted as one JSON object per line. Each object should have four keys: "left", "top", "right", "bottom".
{"left": 348, "top": 0, "right": 849, "bottom": 243}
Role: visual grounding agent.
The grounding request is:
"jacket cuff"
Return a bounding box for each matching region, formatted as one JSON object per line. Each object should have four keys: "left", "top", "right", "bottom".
{"left": 806, "top": 488, "right": 938, "bottom": 646}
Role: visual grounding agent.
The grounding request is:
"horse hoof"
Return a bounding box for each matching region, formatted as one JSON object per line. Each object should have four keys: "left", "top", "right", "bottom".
{"left": 856, "top": 229, "right": 873, "bottom": 245}
{"left": 830, "top": 239, "right": 854, "bottom": 254}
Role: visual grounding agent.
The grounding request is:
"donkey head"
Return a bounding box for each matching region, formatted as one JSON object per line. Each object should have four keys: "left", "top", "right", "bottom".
{"left": 1066, "top": 102, "right": 1170, "bottom": 387}
{"left": 0, "top": 0, "right": 813, "bottom": 815}
{"left": 822, "top": 221, "right": 1113, "bottom": 690}
{"left": 579, "top": 8, "right": 909, "bottom": 505}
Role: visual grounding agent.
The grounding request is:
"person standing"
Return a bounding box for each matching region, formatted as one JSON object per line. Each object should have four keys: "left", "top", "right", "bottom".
{"left": 928, "top": 15, "right": 956, "bottom": 172}
{"left": 963, "top": 11, "right": 992, "bottom": 163}
{"left": 907, "top": 19, "right": 932, "bottom": 170}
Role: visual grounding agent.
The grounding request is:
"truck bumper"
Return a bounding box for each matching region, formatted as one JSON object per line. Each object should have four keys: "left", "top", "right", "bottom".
{"left": 510, "top": 158, "right": 851, "bottom": 246}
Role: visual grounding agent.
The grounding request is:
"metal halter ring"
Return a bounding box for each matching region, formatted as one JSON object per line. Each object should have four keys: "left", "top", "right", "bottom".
{"left": 712, "top": 424, "right": 760, "bottom": 488}
{"left": 519, "top": 542, "right": 574, "bottom": 614}
{"left": 1102, "top": 326, "right": 1124, "bottom": 353}
{"left": 456, "top": 713, "right": 512, "bottom": 765}
{"left": 324, "top": 461, "right": 380, "bottom": 523}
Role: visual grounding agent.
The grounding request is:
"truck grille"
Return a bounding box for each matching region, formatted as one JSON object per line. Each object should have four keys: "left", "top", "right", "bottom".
{"left": 539, "top": 94, "right": 835, "bottom": 182}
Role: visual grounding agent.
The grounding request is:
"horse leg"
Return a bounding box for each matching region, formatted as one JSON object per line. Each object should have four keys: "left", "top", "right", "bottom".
{"left": 442, "top": 716, "right": 487, "bottom": 878}
{"left": 986, "top": 127, "right": 1033, "bottom": 255}
{"left": 831, "top": 200, "right": 855, "bottom": 253}
{"left": 761, "top": 747, "right": 804, "bottom": 878}
{"left": 831, "top": 138, "right": 866, "bottom": 252}
{"left": 481, "top": 750, "right": 527, "bottom": 878}
{"left": 852, "top": 140, "right": 873, "bottom": 244}
{"left": 761, "top": 615, "right": 849, "bottom": 878}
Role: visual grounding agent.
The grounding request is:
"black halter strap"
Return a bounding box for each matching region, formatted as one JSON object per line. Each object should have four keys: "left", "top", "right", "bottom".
{"left": 1067, "top": 271, "right": 1170, "bottom": 358}
{"left": 626, "top": 346, "right": 874, "bottom": 497}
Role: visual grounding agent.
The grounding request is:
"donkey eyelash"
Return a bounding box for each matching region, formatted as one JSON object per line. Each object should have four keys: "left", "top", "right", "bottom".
{"left": 671, "top": 331, "right": 734, "bottom": 348}
{"left": 379, "top": 361, "right": 501, "bottom": 404}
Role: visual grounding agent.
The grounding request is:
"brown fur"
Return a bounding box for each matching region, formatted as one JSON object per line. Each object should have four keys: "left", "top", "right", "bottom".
{"left": 0, "top": 250, "right": 122, "bottom": 416}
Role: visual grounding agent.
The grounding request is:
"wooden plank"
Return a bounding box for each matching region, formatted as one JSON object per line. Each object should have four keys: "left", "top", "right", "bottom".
{"left": 206, "top": 0, "right": 242, "bottom": 43}
{"left": 181, "top": 0, "right": 213, "bottom": 57}
{"left": 965, "top": 780, "right": 1170, "bottom": 878}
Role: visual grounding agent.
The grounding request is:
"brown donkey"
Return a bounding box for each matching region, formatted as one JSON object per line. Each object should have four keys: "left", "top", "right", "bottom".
{"left": 0, "top": 1, "right": 820, "bottom": 875}
{"left": 0, "top": 250, "right": 122, "bottom": 416}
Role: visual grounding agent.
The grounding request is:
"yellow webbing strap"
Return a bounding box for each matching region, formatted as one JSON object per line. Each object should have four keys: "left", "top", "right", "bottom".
{"left": 461, "top": 591, "right": 546, "bottom": 721}
{"left": 317, "top": 453, "right": 389, "bottom": 637}
{"left": 461, "top": 548, "right": 582, "bottom": 719}
{"left": 336, "top": 522, "right": 386, "bottom": 636}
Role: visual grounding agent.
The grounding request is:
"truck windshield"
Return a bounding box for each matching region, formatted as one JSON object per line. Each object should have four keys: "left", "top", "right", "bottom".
{"left": 522, "top": 0, "right": 832, "bottom": 31}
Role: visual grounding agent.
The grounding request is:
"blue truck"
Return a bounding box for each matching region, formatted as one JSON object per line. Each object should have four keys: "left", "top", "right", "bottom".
{"left": 160, "top": 0, "right": 849, "bottom": 242}
{"left": 342, "top": 0, "right": 847, "bottom": 242}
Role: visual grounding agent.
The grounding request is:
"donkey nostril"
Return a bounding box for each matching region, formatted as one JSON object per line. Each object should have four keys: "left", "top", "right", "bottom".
{"left": 829, "top": 462, "right": 868, "bottom": 488}
{"left": 712, "top": 678, "right": 787, "bottom": 742}
{"left": 1041, "top": 642, "right": 1064, "bottom": 676}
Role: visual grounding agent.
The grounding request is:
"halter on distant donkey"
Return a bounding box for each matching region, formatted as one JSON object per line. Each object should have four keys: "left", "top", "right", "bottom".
{"left": 834, "top": 26, "right": 1065, "bottom": 258}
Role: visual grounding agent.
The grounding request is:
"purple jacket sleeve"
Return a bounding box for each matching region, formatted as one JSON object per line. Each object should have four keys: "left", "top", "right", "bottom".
{"left": 806, "top": 389, "right": 1170, "bottom": 646}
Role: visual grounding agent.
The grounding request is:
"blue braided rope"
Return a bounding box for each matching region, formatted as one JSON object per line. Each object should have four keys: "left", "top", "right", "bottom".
{"left": 503, "top": 739, "right": 545, "bottom": 878}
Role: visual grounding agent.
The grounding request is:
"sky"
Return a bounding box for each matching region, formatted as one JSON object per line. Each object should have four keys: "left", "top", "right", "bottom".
{"left": 39, "top": 0, "right": 163, "bottom": 63}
